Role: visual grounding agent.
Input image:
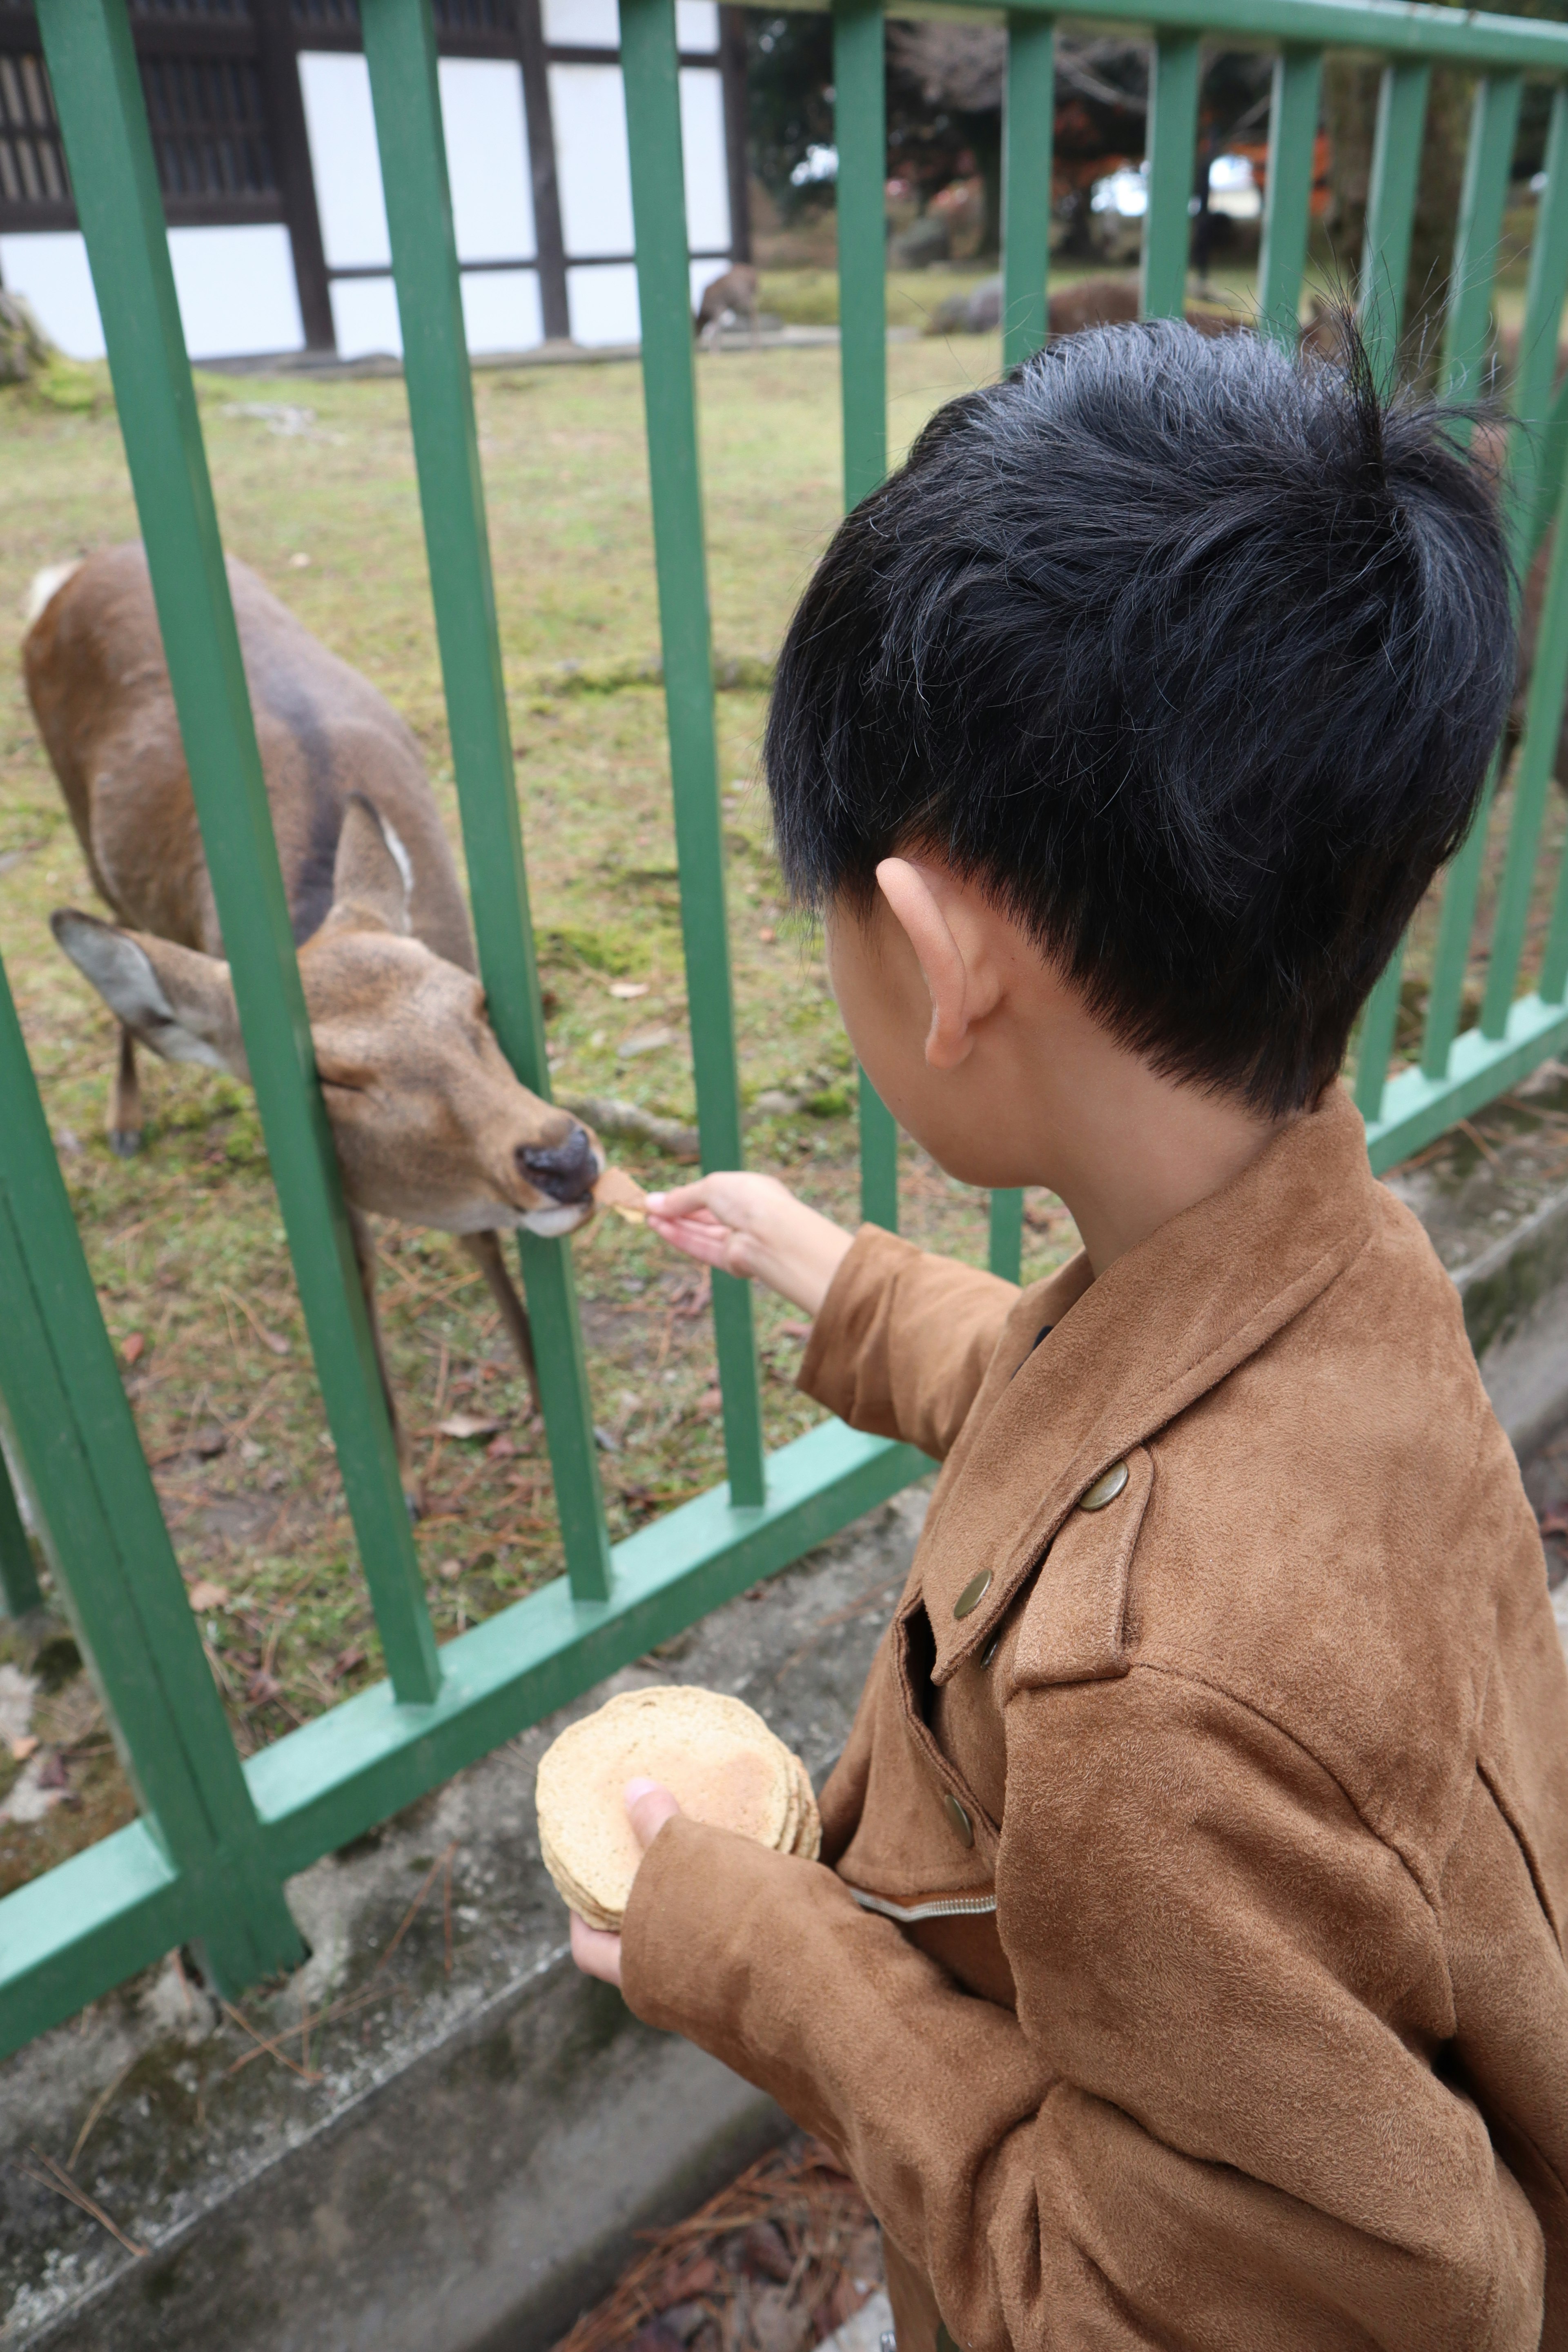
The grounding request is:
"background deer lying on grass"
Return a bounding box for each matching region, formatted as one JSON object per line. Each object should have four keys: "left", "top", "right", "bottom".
{"left": 22, "top": 543, "right": 602, "bottom": 1510}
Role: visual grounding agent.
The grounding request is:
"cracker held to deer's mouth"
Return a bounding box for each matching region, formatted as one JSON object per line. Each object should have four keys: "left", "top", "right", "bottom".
{"left": 23, "top": 543, "right": 616, "bottom": 1510}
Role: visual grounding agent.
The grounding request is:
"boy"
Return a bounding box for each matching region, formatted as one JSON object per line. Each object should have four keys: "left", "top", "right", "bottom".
{"left": 572, "top": 323, "right": 1568, "bottom": 2349}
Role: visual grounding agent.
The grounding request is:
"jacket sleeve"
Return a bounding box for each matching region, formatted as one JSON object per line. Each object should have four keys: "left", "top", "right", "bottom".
{"left": 798, "top": 1227, "right": 1018, "bottom": 1463}
{"left": 621, "top": 1669, "right": 1545, "bottom": 2352}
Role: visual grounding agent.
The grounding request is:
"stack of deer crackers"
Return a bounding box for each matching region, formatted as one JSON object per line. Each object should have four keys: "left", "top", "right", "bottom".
{"left": 535, "top": 1686, "right": 821, "bottom": 1931}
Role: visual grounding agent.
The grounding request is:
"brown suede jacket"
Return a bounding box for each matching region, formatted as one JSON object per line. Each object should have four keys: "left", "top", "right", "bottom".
{"left": 622, "top": 1085, "right": 1568, "bottom": 2352}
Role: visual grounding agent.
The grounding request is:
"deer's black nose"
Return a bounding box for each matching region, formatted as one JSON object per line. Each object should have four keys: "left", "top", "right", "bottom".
{"left": 518, "top": 1123, "right": 597, "bottom": 1203}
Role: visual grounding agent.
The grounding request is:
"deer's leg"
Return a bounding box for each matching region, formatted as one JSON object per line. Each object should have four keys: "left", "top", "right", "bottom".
{"left": 459, "top": 1230, "right": 541, "bottom": 1419}
{"left": 109, "top": 1025, "right": 142, "bottom": 1157}
{"left": 347, "top": 1207, "right": 421, "bottom": 1518}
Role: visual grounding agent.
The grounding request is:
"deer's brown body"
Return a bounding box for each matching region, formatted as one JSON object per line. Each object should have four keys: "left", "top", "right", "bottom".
{"left": 24, "top": 543, "right": 600, "bottom": 1506}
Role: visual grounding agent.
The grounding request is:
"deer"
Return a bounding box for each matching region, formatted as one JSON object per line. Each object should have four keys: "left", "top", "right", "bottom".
{"left": 22, "top": 542, "right": 604, "bottom": 1512}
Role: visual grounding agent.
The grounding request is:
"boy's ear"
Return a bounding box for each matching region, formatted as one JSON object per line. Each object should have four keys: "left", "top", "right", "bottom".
{"left": 875, "top": 858, "right": 985, "bottom": 1069}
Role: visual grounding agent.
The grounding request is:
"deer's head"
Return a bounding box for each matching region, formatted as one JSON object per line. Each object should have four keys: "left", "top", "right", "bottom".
{"left": 51, "top": 797, "right": 601, "bottom": 1236}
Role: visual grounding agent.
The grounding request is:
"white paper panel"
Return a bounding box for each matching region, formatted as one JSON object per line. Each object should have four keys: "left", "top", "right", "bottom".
{"left": 679, "top": 67, "right": 729, "bottom": 252}
{"left": 298, "top": 51, "right": 390, "bottom": 270}
{"left": 549, "top": 65, "right": 633, "bottom": 258}
{"left": 543, "top": 0, "right": 619, "bottom": 46}
{"left": 0, "top": 232, "right": 104, "bottom": 359}
{"left": 168, "top": 225, "right": 305, "bottom": 359}
{"left": 439, "top": 57, "right": 535, "bottom": 263}
{"left": 330, "top": 273, "right": 403, "bottom": 360}
{"left": 675, "top": 2, "right": 719, "bottom": 50}
{"left": 566, "top": 261, "right": 639, "bottom": 346}
{"left": 460, "top": 267, "right": 545, "bottom": 353}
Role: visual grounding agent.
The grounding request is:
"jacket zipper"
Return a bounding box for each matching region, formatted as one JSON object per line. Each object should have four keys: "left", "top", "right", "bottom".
{"left": 849, "top": 1888, "right": 997, "bottom": 1924}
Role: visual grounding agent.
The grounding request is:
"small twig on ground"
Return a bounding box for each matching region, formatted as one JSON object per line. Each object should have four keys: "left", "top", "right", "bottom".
{"left": 220, "top": 1999, "right": 323, "bottom": 2083}
{"left": 1459, "top": 1117, "right": 1506, "bottom": 1170}
{"left": 374, "top": 1839, "right": 459, "bottom": 1980}
{"left": 66, "top": 2057, "right": 138, "bottom": 2172}
{"left": 20, "top": 2146, "right": 148, "bottom": 2259}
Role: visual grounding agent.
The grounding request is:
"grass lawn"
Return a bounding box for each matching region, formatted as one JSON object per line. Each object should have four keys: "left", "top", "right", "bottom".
{"left": 0, "top": 327, "right": 1083, "bottom": 1891}
{"left": 0, "top": 292, "right": 1562, "bottom": 1897}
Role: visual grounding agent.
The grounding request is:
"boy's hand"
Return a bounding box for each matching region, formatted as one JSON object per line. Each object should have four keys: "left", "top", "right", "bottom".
{"left": 646, "top": 1173, "right": 853, "bottom": 1316}
{"left": 568, "top": 1777, "right": 682, "bottom": 1990}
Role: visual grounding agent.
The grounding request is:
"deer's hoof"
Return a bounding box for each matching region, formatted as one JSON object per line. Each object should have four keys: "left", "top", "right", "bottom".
{"left": 109, "top": 1127, "right": 143, "bottom": 1158}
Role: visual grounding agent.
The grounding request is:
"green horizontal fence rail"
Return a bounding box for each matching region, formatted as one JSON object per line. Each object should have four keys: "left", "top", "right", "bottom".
{"left": 5, "top": 0, "right": 1568, "bottom": 2056}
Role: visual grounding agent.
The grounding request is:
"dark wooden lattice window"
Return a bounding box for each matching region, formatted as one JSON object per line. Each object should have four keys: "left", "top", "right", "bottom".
{"left": 0, "top": 45, "right": 70, "bottom": 226}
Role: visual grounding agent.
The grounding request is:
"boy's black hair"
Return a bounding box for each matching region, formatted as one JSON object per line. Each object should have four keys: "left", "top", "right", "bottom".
{"left": 764, "top": 320, "right": 1516, "bottom": 1115}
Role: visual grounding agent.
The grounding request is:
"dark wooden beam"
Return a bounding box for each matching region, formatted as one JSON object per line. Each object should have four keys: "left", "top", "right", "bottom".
{"left": 516, "top": 0, "right": 569, "bottom": 341}
{"left": 253, "top": 0, "right": 335, "bottom": 350}
{"left": 719, "top": 4, "right": 750, "bottom": 264}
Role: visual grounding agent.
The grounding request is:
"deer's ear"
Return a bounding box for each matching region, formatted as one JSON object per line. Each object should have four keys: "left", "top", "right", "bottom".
{"left": 329, "top": 795, "right": 411, "bottom": 934}
{"left": 51, "top": 910, "right": 248, "bottom": 1079}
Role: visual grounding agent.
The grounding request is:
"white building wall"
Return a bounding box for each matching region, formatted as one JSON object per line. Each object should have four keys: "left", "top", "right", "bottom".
{"left": 2, "top": 18, "right": 731, "bottom": 364}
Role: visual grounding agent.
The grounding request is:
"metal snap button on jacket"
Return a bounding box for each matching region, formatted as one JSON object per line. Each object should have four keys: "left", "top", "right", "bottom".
{"left": 1079, "top": 1459, "right": 1129, "bottom": 1512}
{"left": 942, "top": 1792, "right": 974, "bottom": 1847}
{"left": 980, "top": 1628, "right": 1003, "bottom": 1670}
{"left": 953, "top": 1569, "right": 991, "bottom": 1619}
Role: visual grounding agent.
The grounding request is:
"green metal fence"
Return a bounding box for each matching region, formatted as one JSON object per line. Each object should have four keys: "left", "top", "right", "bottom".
{"left": 4, "top": 0, "right": 1568, "bottom": 2057}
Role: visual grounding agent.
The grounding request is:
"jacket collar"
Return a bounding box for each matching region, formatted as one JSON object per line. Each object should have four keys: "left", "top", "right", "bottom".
{"left": 920, "top": 1082, "right": 1379, "bottom": 1682}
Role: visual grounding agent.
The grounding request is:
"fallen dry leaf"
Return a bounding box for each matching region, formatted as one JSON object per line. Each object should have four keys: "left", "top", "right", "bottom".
{"left": 607, "top": 979, "right": 650, "bottom": 999}
{"left": 9, "top": 1734, "right": 38, "bottom": 1763}
{"left": 618, "top": 1024, "right": 677, "bottom": 1059}
{"left": 122, "top": 1333, "right": 145, "bottom": 1367}
{"left": 188, "top": 1579, "right": 231, "bottom": 1613}
{"left": 256, "top": 1325, "right": 291, "bottom": 1358}
{"left": 486, "top": 1432, "right": 519, "bottom": 1462}
{"left": 438, "top": 1412, "right": 507, "bottom": 1441}
{"left": 438, "top": 1558, "right": 463, "bottom": 1581}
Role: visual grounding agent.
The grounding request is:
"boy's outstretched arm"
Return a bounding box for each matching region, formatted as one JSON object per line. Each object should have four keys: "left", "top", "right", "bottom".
{"left": 650, "top": 1173, "right": 1031, "bottom": 1464}
{"left": 619, "top": 1674, "right": 1544, "bottom": 2352}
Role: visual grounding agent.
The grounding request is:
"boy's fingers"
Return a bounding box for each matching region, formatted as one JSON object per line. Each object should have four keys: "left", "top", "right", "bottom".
{"left": 569, "top": 1911, "right": 623, "bottom": 1987}
{"left": 625, "top": 1776, "right": 682, "bottom": 1849}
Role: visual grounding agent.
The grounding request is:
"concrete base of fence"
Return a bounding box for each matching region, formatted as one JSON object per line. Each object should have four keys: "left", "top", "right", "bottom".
{"left": 7, "top": 1087, "right": 1568, "bottom": 2352}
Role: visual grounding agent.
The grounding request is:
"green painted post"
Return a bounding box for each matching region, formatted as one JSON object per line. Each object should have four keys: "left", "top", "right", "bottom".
{"left": 1511, "top": 89, "right": 1568, "bottom": 557}
{"left": 834, "top": 0, "right": 899, "bottom": 1233}
{"left": 1441, "top": 75, "right": 1523, "bottom": 407}
{"left": 1351, "top": 58, "right": 1430, "bottom": 1116}
{"left": 0, "top": 951, "right": 302, "bottom": 1989}
{"left": 1257, "top": 49, "right": 1322, "bottom": 345}
{"left": 38, "top": 0, "right": 441, "bottom": 1706}
{"left": 1002, "top": 14, "right": 1055, "bottom": 369}
{"left": 0, "top": 1448, "right": 42, "bottom": 1620}
{"left": 1141, "top": 32, "right": 1201, "bottom": 321}
{"left": 1481, "top": 458, "right": 1568, "bottom": 1036}
{"left": 988, "top": 1189, "right": 1025, "bottom": 1283}
{"left": 618, "top": 0, "right": 766, "bottom": 1507}
{"left": 1358, "top": 61, "right": 1430, "bottom": 384}
{"left": 1422, "top": 87, "right": 1568, "bottom": 1080}
{"left": 358, "top": 0, "right": 617, "bottom": 1588}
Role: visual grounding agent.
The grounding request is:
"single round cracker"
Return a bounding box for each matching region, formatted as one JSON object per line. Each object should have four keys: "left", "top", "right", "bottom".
{"left": 536, "top": 1685, "right": 796, "bottom": 1928}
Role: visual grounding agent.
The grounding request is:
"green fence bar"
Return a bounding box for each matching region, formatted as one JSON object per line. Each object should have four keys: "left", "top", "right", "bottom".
{"left": 1350, "top": 57, "right": 1430, "bottom": 1117}
{"left": 620, "top": 0, "right": 766, "bottom": 1507}
{"left": 1481, "top": 461, "right": 1568, "bottom": 1036}
{"left": 1002, "top": 14, "right": 1056, "bottom": 368}
{"left": 0, "top": 950, "right": 302, "bottom": 1991}
{"left": 1142, "top": 32, "right": 1201, "bottom": 320}
{"left": 38, "top": 0, "right": 442, "bottom": 1706}
{"left": 1257, "top": 49, "right": 1322, "bottom": 345}
{"left": 0, "top": 1445, "right": 41, "bottom": 1620}
{"left": 1358, "top": 62, "right": 1430, "bottom": 384}
{"left": 1441, "top": 75, "right": 1523, "bottom": 408}
{"left": 988, "top": 1189, "right": 1026, "bottom": 1282}
{"left": 359, "top": 0, "right": 616, "bottom": 1595}
{"left": 1509, "top": 88, "right": 1568, "bottom": 558}
{"left": 1421, "top": 88, "right": 1568, "bottom": 1082}
{"left": 834, "top": 0, "right": 900, "bottom": 1233}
